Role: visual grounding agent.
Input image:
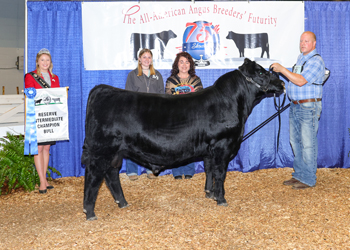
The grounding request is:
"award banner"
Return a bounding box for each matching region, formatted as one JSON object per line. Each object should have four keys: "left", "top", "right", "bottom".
{"left": 82, "top": 1, "right": 304, "bottom": 70}
{"left": 24, "top": 88, "right": 38, "bottom": 155}
{"left": 34, "top": 88, "right": 69, "bottom": 143}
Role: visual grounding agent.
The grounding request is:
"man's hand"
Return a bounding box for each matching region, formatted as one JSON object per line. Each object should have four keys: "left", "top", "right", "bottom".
{"left": 270, "top": 63, "right": 285, "bottom": 73}
{"left": 270, "top": 63, "right": 307, "bottom": 87}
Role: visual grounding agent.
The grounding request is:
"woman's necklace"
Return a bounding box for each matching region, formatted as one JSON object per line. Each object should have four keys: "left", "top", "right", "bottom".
{"left": 178, "top": 73, "right": 189, "bottom": 79}
{"left": 142, "top": 69, "right": 150, "bottom": 77}
{"left": 142, "top": 69, "right": 151, "bottom": 93}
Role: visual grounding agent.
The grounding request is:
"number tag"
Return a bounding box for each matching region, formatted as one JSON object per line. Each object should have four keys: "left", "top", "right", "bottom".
{"left": 292, "top": 65, "right": 302, "bottom": 74}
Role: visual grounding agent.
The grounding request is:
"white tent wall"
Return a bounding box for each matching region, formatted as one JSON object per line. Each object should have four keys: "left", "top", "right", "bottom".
{"left": 0, "top": 0, "right": 25, "bottom": 95}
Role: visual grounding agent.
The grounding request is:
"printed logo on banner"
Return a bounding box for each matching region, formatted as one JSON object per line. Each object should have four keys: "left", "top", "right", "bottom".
{"left": 226, "top": 31, "right": 270, "bottom": 59}
{"left": 130, "top": 30, "right": 177, "bottom": 61}
{"left": 35, "top": 94, "right": 63, "bottom": 106}
{"left": 182, "top": 21, "right": 220, "bottom": 67}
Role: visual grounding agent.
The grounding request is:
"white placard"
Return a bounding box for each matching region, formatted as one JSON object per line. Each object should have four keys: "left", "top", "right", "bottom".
{"left": 34, "top": 88, "right": 69, "bottom": 143}
{"left": 82, "top": 1, "right": 304, "bottom": 70}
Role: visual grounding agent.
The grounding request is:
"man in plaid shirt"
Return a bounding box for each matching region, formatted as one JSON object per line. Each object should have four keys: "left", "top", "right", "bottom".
{"left": 271, "top": 31, "right": 325, "bottom": 190}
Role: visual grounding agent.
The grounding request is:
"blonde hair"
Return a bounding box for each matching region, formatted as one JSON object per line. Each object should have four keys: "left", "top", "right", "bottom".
{"left": 35, "top": 52, "right": 55, "bottom": 78}
{"left": 137, "top": 48, "right": 156, "bottom": 76}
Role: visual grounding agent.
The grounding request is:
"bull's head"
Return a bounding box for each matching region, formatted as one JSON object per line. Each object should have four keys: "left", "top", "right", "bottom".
{"left": 238, "top": 58, "right": 285, "bottom": 94}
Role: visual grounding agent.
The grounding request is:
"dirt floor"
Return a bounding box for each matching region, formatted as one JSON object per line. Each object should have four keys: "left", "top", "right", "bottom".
{"left": 1, "top": 167, "right": 350, "bottom": 249}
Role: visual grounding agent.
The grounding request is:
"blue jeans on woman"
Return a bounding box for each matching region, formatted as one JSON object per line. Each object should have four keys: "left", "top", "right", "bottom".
{"left": 172, "top": 163, "right": 196, "bottom": 178}
{"left": 126, "top": 159, "right": 152, "bottom": 176}
{"left": 289, "top": 101, "right": 322, "bottom": 187}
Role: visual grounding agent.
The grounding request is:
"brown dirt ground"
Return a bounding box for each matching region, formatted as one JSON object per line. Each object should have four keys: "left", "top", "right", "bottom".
{"left": 1, "top": 167, "right": 350, "bottom": 249}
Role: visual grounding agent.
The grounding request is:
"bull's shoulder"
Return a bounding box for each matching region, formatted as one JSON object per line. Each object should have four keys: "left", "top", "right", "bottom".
{"left": 212, "top": 70, "right": 241, "bottom": 89}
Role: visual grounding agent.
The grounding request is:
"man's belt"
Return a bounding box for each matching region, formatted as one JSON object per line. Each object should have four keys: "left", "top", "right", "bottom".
{"left": 292, "top": 98, "right": 322, "bottom": 105}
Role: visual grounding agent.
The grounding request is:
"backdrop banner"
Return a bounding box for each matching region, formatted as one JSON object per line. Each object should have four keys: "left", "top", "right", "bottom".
{"left": 34, "top": 88, "right": 69, "bottom": 143}
{"left": 26, "top": 1, "right": 350, "bottom": 178}
{"left": 82, "top": 1, "right": 304, "bottom": 70}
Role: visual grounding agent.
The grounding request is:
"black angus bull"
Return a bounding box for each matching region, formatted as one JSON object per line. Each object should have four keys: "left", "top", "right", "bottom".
{"left": 81, "top": 58, "right": 284, "bottom": 220}
{"left": 226, "top": 31, "right": 270, "bottom": 58}
{"left": 131, "top": 30, "right": 177, "bottom": 60}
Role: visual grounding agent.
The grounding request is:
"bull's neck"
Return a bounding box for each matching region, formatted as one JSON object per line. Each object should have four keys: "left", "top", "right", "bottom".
{"left": 217, "top": 70, "right": 262, "bottom": 120}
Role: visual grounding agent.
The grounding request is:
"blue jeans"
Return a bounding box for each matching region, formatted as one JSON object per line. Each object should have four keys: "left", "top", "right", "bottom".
{"left": 125, "top": 159, "right": 152, "bottom": 176}
{"left": 289, "top": 101, "right": 322, "bottom": 187}
{"left": 172, "top": 163, "right": 196, "bottom": 177}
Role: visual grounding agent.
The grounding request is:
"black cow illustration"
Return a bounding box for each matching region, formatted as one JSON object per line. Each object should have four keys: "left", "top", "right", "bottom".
{"left": 52, "top": 98, "right": 61, "bottom": 103}
{"left": 226, "top": 31, "right": 270, "bottom": 58}
{"left": 81, "top": 59, "right": 285, "bottom": 220}
{"left": 35, "top": 99, "right": 42, "bottom": 105}
{"left": 130, "top": 30, "right": 177, "bottom": 60}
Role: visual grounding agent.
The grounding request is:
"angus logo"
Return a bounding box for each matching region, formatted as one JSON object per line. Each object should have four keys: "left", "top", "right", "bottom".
{"left": 182, "top": 20, "right": 220, "bottom": 66}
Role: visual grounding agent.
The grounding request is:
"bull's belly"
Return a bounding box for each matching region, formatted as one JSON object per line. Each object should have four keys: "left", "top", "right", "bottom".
{"left": 125, "top": 145, "right": 207, "bottom": 167}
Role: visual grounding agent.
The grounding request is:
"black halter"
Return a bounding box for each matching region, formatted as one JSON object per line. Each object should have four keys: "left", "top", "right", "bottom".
{"left": 240, "top": 66, "right": 287, "bottom": 152}
{"left": 238, "top": 69, "right": 269, "bottom": 92}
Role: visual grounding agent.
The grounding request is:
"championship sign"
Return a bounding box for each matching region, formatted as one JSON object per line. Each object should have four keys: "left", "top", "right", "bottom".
{"left": 33, "top": 88, "right": 69, "bottom": 143}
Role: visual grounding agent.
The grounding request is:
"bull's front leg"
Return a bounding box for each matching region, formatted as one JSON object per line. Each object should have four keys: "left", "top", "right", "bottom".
{"left": 83, "top": 162, "right": 105, "bottom": 221}
{"left": 104, "top": 166, "right": 129, "bottom": 208}
{"left": 210, "top": 148, "right": 231, "bottom": 206}
{"left": 203, "top": 157, "right": 214, "bottom": 199}
{"left": 212, "top": 162, "right": 228, "bottom": 206}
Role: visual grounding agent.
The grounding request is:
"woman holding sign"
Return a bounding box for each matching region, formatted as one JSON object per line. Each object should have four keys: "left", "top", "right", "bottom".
{"left": 25, "top": 48, "right": 60, "bottom": 194}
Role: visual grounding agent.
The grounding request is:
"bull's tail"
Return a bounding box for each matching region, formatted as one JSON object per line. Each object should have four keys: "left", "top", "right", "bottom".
{"left": 111, "top": 152, "right": 124, "bottom": 169}
{"left": 81, "top": 139, "right": 89, "bottom": 165}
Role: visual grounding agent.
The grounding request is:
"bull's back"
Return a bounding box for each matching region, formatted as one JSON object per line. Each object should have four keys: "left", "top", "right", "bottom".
{"left": 84, "top": 84, "right": 234, "bottom": 146}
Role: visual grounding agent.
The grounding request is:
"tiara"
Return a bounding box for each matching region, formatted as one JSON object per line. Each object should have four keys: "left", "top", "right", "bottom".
{"left": 38, "top": 48, "right": 50, "bottom": 55}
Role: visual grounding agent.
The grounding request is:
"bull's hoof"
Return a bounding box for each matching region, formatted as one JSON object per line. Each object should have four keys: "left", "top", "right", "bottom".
{"left": 118, "top": 202, "right": 130, "bottom": 209}
{"left": 217, "top": 201, "right": 228, "bottom": 207}
{"left": 87, "top": 216, "right": 98, "bottom": 221}
{"left": 205, "top": 192, "right": 215, "bottom": 200}
{"left": 84, "top": 209, "right": 97, "bottom": 220}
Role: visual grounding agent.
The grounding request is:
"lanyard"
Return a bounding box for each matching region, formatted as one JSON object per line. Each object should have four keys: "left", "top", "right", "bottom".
{"left": 143, "top": 74, "right": 151, "bottom": 93}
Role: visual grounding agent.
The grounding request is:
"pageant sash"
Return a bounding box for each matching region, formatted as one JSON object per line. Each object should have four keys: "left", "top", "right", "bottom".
{"left": 24, "top": 88, "right": 38, "bottom": 155}
{"left": 27, "top": 72, "right": 51, "bottom": 88}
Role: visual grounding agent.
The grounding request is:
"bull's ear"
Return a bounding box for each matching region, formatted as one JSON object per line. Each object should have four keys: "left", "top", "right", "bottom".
{"left": 244, "top": 58, "right": 251, "bottom": 64}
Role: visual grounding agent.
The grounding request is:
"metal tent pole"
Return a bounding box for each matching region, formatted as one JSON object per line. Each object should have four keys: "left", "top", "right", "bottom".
{"left": 25, "top": 0, "right": 28, "bottom": 74}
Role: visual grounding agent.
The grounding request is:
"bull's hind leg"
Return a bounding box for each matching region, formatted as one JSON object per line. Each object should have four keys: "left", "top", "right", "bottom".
{"left": 104, "top": 167, "right": 129, "bottom": 208}
{"left": 83, "top": 163, "right": 105, "bottom": 221}
{"left": 203, "top": 157, "right": 215, "bottom": 199}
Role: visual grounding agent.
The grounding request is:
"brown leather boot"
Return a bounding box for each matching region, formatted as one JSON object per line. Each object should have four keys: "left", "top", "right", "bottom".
{"left": 283, "top": 178, "right": 300, "bottom": 186}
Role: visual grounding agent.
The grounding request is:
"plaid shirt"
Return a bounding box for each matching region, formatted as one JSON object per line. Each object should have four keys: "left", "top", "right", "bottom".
{"left": 287, "top": 49, "right": 325, "bottom": 101}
